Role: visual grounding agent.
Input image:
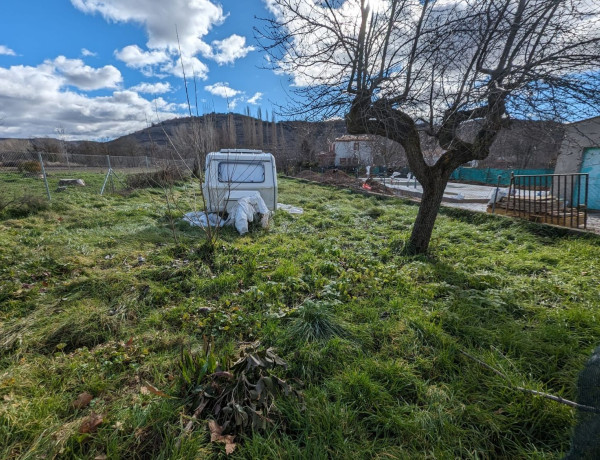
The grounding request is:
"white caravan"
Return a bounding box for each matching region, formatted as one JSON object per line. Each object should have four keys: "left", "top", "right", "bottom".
{"left": 202, "top": 149, "right": 278, "bottom": 213}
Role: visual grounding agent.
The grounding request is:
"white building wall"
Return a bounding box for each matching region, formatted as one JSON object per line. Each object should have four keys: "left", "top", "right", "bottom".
{"left": 333, "top": 140, "right": 374, "bottom": 166}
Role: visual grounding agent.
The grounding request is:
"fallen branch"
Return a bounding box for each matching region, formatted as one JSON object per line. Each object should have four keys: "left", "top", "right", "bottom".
{"left": 175, "top": 399, "right": 209, "bottom": 449}
{"left": 459, "top": 350, "right": 600, "bottom": 414}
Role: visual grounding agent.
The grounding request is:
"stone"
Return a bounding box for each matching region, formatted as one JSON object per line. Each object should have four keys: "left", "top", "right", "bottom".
{"left": 58, "top": 178, "right": 86, "bottom": 187}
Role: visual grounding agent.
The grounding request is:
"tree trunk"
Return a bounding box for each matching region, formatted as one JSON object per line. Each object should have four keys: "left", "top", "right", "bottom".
{"left": 407, "top": 175, "right": 448, "bottom": 254}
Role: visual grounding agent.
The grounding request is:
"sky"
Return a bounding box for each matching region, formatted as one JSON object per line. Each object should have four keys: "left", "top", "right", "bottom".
{"left": 0, "top": 0, "right": 293, "bottom": 140}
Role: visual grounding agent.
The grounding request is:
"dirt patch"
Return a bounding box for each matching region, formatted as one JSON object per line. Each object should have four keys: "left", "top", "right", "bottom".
{"left": 295, "top": 170, "right": 323, "bottom": 181}
{"left": 364, "top": 178, "right": 394, "bottom": 195}
{"left": 293, "top": 170, "right": 395, "bottom": 196}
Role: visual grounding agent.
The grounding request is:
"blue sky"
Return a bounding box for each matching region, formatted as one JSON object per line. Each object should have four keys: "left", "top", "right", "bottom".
{"left": 0, "top": 0, "right": 292, "bottom": 139}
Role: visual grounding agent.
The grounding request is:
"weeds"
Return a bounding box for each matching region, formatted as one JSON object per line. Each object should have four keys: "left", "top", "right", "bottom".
{"left": 0, "top": 195, "right": 49, "bottom": 218}
{"left": 178, "top": 340, "right": 301, "bottom": 453}
{"left": 125, "top": 166, "right": 189, "bottom": 189}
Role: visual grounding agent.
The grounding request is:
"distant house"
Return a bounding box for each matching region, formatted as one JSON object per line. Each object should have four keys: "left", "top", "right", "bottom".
{"left": 317, "top": 150, "right": 335, "bottom": 167}
{"left": 331, "top": 135, "right": 375, "bottom": 167}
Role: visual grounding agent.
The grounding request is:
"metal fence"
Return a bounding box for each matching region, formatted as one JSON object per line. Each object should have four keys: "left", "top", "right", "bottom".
{"left": 491, "top": 172, "right": 588, "bottom": 229}
{"left": 451, "top": 167, "right": 554, "bottom": 186}
{"left": 0, "top": 151, "right": 197, "bottom": 206}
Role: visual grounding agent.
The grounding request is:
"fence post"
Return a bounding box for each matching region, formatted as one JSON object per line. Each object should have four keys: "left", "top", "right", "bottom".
{"left": 37, "top": 152, "right": 51, "bottom": 201}
{"left": 491, "top": 175, "right": 502, "bottom": 214}
{"left": 145, "top": 156, "right": 150, "bottom": 169}
{"left": 100, "top": 155, "right": 112, "bottom": 196}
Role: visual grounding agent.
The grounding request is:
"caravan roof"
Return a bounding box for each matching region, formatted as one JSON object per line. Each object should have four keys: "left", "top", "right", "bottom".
{"left": 205, "top": 149, "right": 274, "bottom": 165}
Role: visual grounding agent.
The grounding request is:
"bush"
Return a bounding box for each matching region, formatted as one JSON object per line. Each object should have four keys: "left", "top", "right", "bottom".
{"left": 1, "top": 195, "right": 50, "bottom": 218}
{"left": 126, "top": 166, "right": 189, "bottom": 189}
{"left": 18, "top": 161, "right": 42, "bottom": 174}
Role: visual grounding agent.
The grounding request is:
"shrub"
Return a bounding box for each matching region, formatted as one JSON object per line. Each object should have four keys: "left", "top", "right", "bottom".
{"left": 1, "top": 195, "right": 50, "bottom": 218}
{"left": 126, "top": 166, "right": 189, "bottom": 189}
{"left": 18, "top": 161, "right": 42, "bottom": 174}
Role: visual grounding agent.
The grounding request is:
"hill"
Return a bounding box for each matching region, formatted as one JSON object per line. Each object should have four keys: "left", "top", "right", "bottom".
{"left": 0, "top": 114, "right": 348, "bottom": 169}
{"left": 0, "top": 116, "right": 565, "bottom": 171}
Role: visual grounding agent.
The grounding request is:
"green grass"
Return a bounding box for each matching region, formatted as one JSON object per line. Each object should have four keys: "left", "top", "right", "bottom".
{"left": 1, "top": 174, "right": 599, "bottom": 458}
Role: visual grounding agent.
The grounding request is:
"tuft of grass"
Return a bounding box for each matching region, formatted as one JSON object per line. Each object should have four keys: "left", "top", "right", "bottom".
{"left": 288, "top": 300, "right": 348, "bottom": 343}
{"left": 364, "top": 206, "right": 385, "bottom": 219}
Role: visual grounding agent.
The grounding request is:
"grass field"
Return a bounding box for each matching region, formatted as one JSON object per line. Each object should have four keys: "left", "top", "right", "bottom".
{"left": 1, "top": 174, "right": 599, "bottom": 459}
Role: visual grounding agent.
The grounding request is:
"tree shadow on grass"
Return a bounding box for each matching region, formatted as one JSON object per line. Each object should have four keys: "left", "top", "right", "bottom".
{"left": 439, "top": 206, "right": 600, "bottom": 245}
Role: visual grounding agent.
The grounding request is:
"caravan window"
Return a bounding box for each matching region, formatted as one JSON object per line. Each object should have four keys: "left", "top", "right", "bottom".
{"left": 218, "top": 162, "right": 265, "bottom": 183}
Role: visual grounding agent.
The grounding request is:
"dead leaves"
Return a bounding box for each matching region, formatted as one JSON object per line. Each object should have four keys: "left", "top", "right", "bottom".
{"left": 208, "top": 420, "right": 236, "bottom": 455}
{"left": 140, "top": 382, "right": 171, "bottom": 398}
{"left": 72, "top": 392, "right": 93, "bottom": 410}
{"left": 179, "top": 342, "right": 303, "bottom": 452}
{"left": 79, "top": 412, "right": 103, "bottom": 434}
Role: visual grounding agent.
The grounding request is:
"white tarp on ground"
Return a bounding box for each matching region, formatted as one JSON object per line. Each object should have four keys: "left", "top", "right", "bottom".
{"left": 230, "top": 193, "right": 270, "bottom": 234}
{"left": 183, "top": 212, "right": 227, "bottom": 228}
{"left": 277, "top": 203, "right": 304, "bottom": 215}
{"left": 488, "top": 188, "right": 509, "bottom": 204}
{"left": 183, "top": 192, "right": 270, "bottom": 235}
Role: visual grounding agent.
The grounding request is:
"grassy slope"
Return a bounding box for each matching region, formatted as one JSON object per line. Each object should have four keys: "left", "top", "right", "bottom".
{"left": 1, "top": 175, "right": 599, "bottom": 459}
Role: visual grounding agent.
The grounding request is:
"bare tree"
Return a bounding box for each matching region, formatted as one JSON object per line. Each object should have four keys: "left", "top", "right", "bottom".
{"left": 256, "top": 108, "right": 265, "bottom": 148}
{"left": 259, "top": 0, "right": 600, "bottom": 253}
{"left": 171, "top": 115, "right": 219, "bottom": 173}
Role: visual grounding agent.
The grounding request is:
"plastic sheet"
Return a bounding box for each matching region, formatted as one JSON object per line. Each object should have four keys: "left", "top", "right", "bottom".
{"left": 277, "top": 203, "right": 304, "bottom": 215}
{"left": 229, "top": 193, "right": 271, "bottom": 235}
{"left": 182, "top": 212, "right": 226, "bottom": 228}
{"left": 488, "top": 188, "right": 508, "bottom": 205}
{"left": 183, "top": 192, "right": 271, "bottom": 235}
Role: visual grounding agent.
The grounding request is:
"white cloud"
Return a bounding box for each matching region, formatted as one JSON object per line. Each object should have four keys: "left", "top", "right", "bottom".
{"left": 0, "top": 45, "right": 16, "bottom": 56}
{"left": 163, "top": 55, "right": 209, "bottom": 80}
{"left": 210, "top": 34, "right": 255, "bottom": 65}
{"left": 72, "top": 0, "right": 254, "bottom": 79}
{"left": 130, "top": 81, "right": 171, "bottom": 94}
{"left": 0, "top": 60, "right": 179, "bottom": 139}
{"left": 81, "top": 48, "right": 97, "bottom": 57}
{"left": 204, "top": 82, "right": 241, "bottom": 99}
{"left": 228, "top": 98, "right": 244, "bottom": 111}
{"left": 71, "top": 0, "right": 225, "bottom": 56}
{"left": 115, "top": 46, "right": 210, "bottom": 80}
{"left": 247, "top": 92, "right": 263, "bottom": 104}
{"left": 50, "top": 56, "right": 122, "bottom": 90}
{"left": 115, "top": 45, "right": 170, "bottom": 68}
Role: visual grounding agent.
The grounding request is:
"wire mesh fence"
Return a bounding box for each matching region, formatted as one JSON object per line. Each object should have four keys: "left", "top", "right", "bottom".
{"left": 0, "top": 151, "right": 52, "bottom": 206}
{"left": 0, "top": 151, "right": 197, "bottom": 204}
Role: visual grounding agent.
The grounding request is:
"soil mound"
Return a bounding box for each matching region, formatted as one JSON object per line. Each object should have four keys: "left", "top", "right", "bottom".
{"left": 293, "top": 169, "right": 395, "bottom": 196}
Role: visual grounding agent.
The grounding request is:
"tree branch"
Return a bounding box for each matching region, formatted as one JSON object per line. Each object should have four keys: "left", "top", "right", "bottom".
{"left": 460, "top": 350, "right": 600, "bottom": 414}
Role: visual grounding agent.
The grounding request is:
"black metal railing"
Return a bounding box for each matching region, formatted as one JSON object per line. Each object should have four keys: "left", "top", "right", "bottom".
{"left": 492, "top": 173, "right": 588, "bottom": 229}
